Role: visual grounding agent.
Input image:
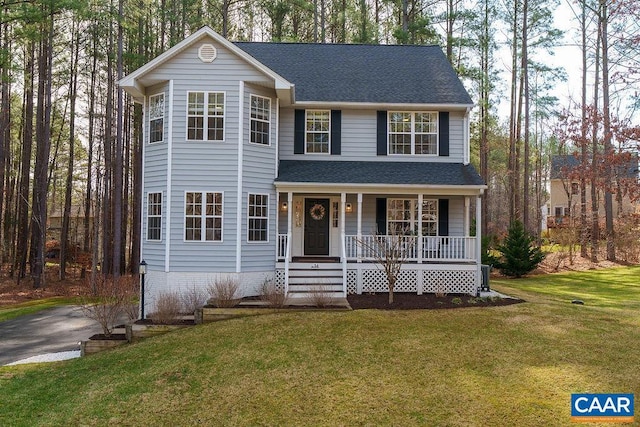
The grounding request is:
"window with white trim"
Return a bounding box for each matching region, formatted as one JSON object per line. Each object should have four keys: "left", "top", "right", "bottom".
{"left": 388, "top": 112, "right": 438, "bottom": 155}
{"left": 187, "top": 92, "right": 225, "bottom": 141}
{"left": 250, "top": 95, "right": 270, "bottom": 145}
{"left": 248, "top": 194, "right": 268, "bottom": 242}
{"left": 387, "top": 198, "right": 438, "bottom": 235}
{"left": 149, "top": 94, "right": 164, "bottom": 143}
{"left": 147, "top": 192, "right": 162, "bottom": 241}
{"left": 185, "top": 191, "right": 223, "bottom": 241}
{"left": 306, "top": 110, "right": 330, "bottom": 153}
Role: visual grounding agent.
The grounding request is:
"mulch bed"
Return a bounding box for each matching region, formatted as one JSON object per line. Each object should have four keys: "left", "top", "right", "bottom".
{"left": 347, "top": 293, "right": 525, "bottom": 310}
{"left": 88, "top": 333, "right": 127, "bottom": 340}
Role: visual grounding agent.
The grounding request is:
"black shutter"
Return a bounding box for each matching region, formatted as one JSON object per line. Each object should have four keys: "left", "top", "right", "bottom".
{"left": 377, "top": 111, "right": 387, "bottom": 156}
{"left": 294, "top": 109, "right": 305, "bottom": 154}
{"left": 438, "top": 112, "right": 449, "bottom": 157}
{"left": 438, "top": 199, "right": 449, "bottom": 236}
{"left": 376, "top": 198, "right": 387, "bottom": 234}
{"left": 331, "top": 110, "right": 341, "bottom": 155}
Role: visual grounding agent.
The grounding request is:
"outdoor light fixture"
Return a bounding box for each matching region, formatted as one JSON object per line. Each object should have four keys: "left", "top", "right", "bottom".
{"left": 281, "top": 201, "right": 288, "bottom": 211}
{"left": 139, "top": 260, "right": 147, "bottom": 320}
{"left": 345, "top": 203, "right": 353, "bottom": 213}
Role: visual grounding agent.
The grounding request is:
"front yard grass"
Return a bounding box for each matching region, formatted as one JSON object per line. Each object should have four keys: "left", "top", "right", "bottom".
{"left": 0, "top": 297, "right": 79, "bottom": 323}
{"left": 1, "top": 267, "right": 639, "bottom": 426}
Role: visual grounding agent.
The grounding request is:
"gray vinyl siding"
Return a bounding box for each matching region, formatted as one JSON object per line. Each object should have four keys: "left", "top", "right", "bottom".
{"left": 279, "top": 108, "right": 466, "bottom": 162}
{"left": 141, "top": 189, "right": 166, "bottom": 268}
{"left": 241, "top": 84, "right": 277, "bottom": 271}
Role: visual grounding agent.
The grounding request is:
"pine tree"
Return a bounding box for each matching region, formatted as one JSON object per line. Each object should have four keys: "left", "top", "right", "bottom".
{"left": 495, "top": 220, "right": 544, "bottom": 277}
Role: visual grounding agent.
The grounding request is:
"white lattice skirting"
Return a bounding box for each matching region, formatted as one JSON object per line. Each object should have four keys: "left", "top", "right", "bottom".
{"left": 278, "top": 265, "right": 479, "bottom": 295}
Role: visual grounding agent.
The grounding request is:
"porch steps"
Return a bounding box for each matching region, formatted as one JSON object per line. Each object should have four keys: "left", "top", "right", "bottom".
{"left": 287, "top": 262, "right": 344, "bottom": 300}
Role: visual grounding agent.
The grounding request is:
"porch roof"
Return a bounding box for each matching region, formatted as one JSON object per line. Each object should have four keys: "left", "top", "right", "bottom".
{"left": 275, "top": 160, "right": 485, "bottom": 187}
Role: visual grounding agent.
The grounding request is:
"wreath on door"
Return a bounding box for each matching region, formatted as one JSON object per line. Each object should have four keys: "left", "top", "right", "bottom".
{"left": 309, "top": 203, "right": 326, "bottom": 221}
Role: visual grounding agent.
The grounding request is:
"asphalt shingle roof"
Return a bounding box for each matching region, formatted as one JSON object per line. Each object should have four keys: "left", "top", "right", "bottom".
{"left": 275, "top": 160, "right": 484, "bottom": 186}
{"left": 551, "top": 154, "right": 639, "bottom": 179}
{"left": 234, "top": 42, "right": 472, "bottom": 105}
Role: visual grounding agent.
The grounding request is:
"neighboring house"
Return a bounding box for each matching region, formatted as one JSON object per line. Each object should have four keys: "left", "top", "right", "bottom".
{"left": 119, "top": 26, "right": 486, "bottom": 308}
{"left": 47, "top": 205, "right": 93, "bottom": 249}
{"left": 548, "top": 154, "right": 639, "bottom": 229}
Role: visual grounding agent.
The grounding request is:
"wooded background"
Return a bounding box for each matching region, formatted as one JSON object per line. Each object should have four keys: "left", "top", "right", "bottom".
{"left": 0, "top": 0, "right": 638, "bottom": 287}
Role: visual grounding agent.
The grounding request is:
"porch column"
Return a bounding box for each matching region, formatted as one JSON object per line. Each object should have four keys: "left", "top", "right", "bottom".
{"left": 464, "top": 196, "right": 470, "bottom": 259}
{"left": 285, "top": 192, "right": 293, "bottom": 295}
{"left": 275, "top": 192, "right": 280, "bottom": 262}
{"left": 341, "top": 192, "right": 347, "bottom": 297}
{"left": 357, "top": 193, "right": 363, "bottom": 262}
{"left": 417, "top": 194, "right": 423, "bottom": 264}
{"left": 476, "top": 195, "right": 482, "bottom": 293}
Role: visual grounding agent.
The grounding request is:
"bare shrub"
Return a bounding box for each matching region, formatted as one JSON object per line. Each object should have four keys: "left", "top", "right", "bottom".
{"left": 308, "top": 284, "right": 334, "bottom": 308}
{"left": 207, "top": 276, "right": 241, "bottom": 308}
{"left": 615, "top": 215, "right": 640, "bottom": 263}
{"left": 259, "top": 276, "right": 286, "bottom": 308}
{"left": 80, "top": 275, "right": 138, "bottom": 337}
{"left": 181, "top": 284, "right": 208, "bottom": 314}
{"left": 149, "top": 291, "right": 182, "bottom": 324}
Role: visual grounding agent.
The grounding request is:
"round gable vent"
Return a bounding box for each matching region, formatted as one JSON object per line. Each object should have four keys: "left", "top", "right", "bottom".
{"left": 198, "top": 44, "right": 217, "bottom": 63}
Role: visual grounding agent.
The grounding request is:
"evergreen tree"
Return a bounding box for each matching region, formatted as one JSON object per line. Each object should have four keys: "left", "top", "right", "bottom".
{"left": 495, "top": 220, "right": 544, "bottom": 277}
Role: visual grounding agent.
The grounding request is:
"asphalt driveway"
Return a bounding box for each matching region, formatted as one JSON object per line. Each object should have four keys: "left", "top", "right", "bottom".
{"left": 0, "top": 306, "right": 108, "bottom": 365}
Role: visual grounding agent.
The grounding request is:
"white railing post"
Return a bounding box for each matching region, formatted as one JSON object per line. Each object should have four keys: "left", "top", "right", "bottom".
{"left": 418, "top": 194, "right": 423, "bottom": 264}
{"left": 357, "top": 193, "right": 362, "bottom": 263}
{"left": 284, "top": 233, "right": 291, "bottom": 296}
{"left": 341, "top": 193, "right": 347, "bottom": 297}
{"left": 476, "top": 195, "right": 482, "bottom": 292}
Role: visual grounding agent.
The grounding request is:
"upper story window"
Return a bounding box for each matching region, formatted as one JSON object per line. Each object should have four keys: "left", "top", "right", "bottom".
{"left": 147, "top": 192, "right": 162, "bottom": 241}
{"left": 185, "top": 191, "right": 223, "bottom": 241}
{"left": 306, "top": 110, "right": 330, "bottom": 153}
{"left": 250, "top": 95, "right": 271, "bottom": 145}
{"left": 248, "top": 194, "right": 269, "bottom": 242}
{"left": 387, "top": 198, "right": 437, "bottom": 235}
{"left": 388, "top": 112, "right": 438, "bottom": 155}
{"left": 149, "top": 94, "right": 164, "bottom": 143}
{"left": 571, "top": 182, "right": 579, "bottom": 195}
{"left": 187, "top": 92, "right": 225, "bottom": 141}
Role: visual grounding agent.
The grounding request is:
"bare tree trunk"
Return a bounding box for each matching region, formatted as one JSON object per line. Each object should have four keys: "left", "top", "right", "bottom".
{"left": 590, "top": 15, "right": 601, "bottom": 263}
{"left": 479, "top": 0, "right": 490, "bottom": 235}
{"left": 0, "top": 19, "right": 9, "bottom": 265}
{"left": 113, "top": 0, "right": 124, "bottom": 277}
{"left": 579, "top": 0, "right": 588, "bottom": 258}
{"left": 507, "top": 0, "right": 519, "bottom": 223}
{"left": 521, "top": 0, "right": 530, "bottom": 233}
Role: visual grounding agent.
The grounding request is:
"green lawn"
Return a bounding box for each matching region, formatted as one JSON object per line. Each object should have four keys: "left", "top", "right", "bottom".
{"left": 0, "top": 297, "right": 79, "bottom": 322}
{"left": 1, "top": 267, "right": 639, "bottom": 426}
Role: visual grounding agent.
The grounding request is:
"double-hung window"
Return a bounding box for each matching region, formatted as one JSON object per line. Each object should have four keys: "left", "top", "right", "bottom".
{"left": 185, "top": 192, "right": 223, "bottom": 241}
{"left": 248, "top": 194, "right": 268, "bottom": 242}
{"left": 147, "top": 192, "right": 162, "bottom": 241}
{"left": 388, "top": 112, "right": 438, "bottom": 155}
{"left": 387, "top": 198, "right": 437, "bottom": 235}
{"left": 250, "top": 95, "right": 270, "bottom": 145}
{"left": 187, "top": 92, "right": 225, "bottom": 141}
{"left": 149, "top": 94, "right": 164, "bottom": 143}
{"left": 306, "top": 110, "right": 330, "bottom": 153}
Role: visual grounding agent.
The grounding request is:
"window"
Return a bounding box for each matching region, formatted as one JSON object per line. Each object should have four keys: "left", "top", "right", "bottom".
{"left": 147, "top": 192, "right": 162, "bottom": 241}
{"left": 248, "top": 194, "right": 268, "bottom": 242}
{"left": 185, "top": 192, "right": 223, "bottom": 241}
{"left": 187, "top": 92, "right": 225, "bottom": 141}
{"left": 387, "top": 199, "right": 438, "bottom": 235}
{"left": 306, "top": 110, "right": 330, "bottom": 153}
{"left": 571, "top": 182, "right": 579, "bottom": 195}
{"left": 250, "top": 95, "right": 270, "bottom": 145}
{"left": 149, "top": 94, "right": 164, "bottom": 143}
{"left": 332, "top": 201, "right": 339, "bottom": 228}
{"left": 388, "top": 112, "right": 438, "bottom": 155}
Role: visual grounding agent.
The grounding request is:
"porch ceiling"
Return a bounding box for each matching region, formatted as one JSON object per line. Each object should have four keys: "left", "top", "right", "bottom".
{"left": 275, "top": 160, "right": 486, "bottom": 195}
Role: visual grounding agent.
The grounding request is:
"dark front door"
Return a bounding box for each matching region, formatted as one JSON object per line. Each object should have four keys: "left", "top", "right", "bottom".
{"left": 304, "top": 198, "right": 330, "bottom": 256}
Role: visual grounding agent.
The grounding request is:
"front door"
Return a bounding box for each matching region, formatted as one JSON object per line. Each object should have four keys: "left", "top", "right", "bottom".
{"left": 304, "top": 198, "right": 330, "bottom": 256}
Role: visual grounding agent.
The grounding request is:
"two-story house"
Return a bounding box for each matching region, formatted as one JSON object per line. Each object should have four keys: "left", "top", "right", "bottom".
{"left": 119, "top": 26, "right": 486, "bottom": 310}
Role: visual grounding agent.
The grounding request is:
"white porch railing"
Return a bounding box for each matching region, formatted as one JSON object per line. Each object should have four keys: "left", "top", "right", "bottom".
{"left": 277, "top": 234, "right": 288, "bottom": 260}
{"left": 344, "top": 235, "right": 477, "bottom": 262}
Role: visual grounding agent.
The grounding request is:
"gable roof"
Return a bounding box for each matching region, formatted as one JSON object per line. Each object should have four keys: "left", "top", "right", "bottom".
{"left": 551, "top": 154, "right": 639, "bottom": 180}
{"left": 275, "top": 160, "right": 485, "bottom": 187}
{"left": 234, "top": 42, "right": 473, "bottom": 105}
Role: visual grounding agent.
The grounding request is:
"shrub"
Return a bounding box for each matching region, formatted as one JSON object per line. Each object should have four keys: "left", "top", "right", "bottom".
{"left": 181, "top": 285, "right": 208, "bottom": 314}
{"left": 80, "top": 275, "right": 138, "bottom": 336}
{"left": 259, "top": 277, "right": 286, "bottom": 308}
{"left": 308, "top": 284, "right": 335, "bottom": 308}
{"left": 207, "top": 276, "right": 241, "bottom": 308}
{"left": 149, "top": 291, "right": 182, "bottom": 324}
{"left": 495, "top": 220, "right": 545, "bottom": 278}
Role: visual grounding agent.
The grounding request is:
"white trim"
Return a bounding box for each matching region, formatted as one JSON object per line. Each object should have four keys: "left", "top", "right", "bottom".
{"left": 140, "top": 95, "right": 147, "bottom": 267}
{"left": 247, "top": 193, "right": 270, "bottom": 243}
{"left": 145, "top": 191, "right": 163, "bottom": 242}
{"left": 119, "top": 26, "right": 293, "bottom": 100}
{"left": 148, "top": 93, "right": 165, "bottom": 144}
{"left": 296, "top": 101, "right": 475, "bottom": 110}
{"left": 386, "top": 198, "right": 438, "bottom": 235}
{"left": 249, "top": 94, "right": 272, "bottom": 146}
{"left": 165, "top": 80, "right": 174, "bottom": 272}
{"left": 236, "top": 81, "right": 244, "bottom": 272}
{"left": 387, "top": 111, "right": 438, "bottom": 156}
{"left": 198, "top": 43, "right": 217, "bottom": 62}
{"left": 274, "top": 182, "right": 487, "bottom": 195}
{"left": 183, "top": 190, "right": 224, "bottom": 243}
{"left": 185, "top": 90, "right": 226, "bottom": 142}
